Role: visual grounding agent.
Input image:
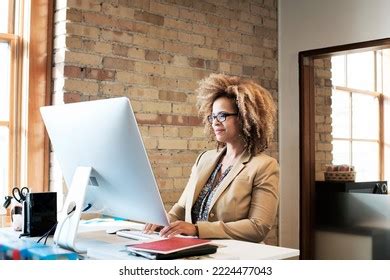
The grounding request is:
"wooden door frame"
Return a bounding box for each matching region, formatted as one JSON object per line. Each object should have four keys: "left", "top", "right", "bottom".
{"left": 299, "top": 38, "right": 390, "bottom": 259}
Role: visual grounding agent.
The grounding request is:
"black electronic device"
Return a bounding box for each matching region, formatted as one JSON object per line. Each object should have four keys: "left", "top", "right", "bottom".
{"left": 22, "top": 192, "right": 57, "bottom": 237}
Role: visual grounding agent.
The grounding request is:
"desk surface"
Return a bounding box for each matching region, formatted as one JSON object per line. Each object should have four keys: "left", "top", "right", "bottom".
{"left": 1, "top": 220, "right": 299, "bottom": 260}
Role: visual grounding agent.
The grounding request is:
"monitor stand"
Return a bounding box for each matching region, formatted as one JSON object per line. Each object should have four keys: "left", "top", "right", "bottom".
{"left": 53, "top": 166, "right": 92, "bottom": 253}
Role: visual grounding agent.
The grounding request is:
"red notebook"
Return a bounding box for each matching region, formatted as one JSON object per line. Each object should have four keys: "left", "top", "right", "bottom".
{"left": 126, "top": 237, "right": 211, "bottom": 254}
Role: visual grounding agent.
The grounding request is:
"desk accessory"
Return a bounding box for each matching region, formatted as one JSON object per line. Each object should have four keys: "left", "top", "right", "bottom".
{"left": 127, "top": 244, "right": 218, "bottom": 260}
{"left": 126, "top": 237, "right": 211, "bottom": 254}
{"left": 23, "top": 192, "right": 57, "bottom": 237}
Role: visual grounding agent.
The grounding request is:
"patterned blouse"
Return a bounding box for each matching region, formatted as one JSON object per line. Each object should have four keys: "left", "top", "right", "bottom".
{"left": 191, "top": 163, "right": 233, "bottom": 223}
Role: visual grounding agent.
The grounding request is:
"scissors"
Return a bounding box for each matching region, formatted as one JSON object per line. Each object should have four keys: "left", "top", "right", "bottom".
{"left": 12, "top": 187, "right": 30, "bottom": 203}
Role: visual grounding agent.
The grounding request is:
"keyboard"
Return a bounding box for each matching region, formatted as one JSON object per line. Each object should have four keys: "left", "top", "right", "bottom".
{"left": 116, "top": 230, "right": 166, "bottom": 241}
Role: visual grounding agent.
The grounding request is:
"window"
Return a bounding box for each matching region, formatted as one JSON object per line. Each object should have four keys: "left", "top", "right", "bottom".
{"left": 1, "top": 0, "right": 53, "bottom": 206}
{"left": 0, "top": 0, "right": 16, "bottom": 201}
{"left": 331, "top": 50, "right": 390, "bottom": 182}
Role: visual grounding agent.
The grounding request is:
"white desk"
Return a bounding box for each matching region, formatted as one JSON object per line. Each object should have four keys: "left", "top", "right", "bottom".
{"left": 0, "top": 221, "right": 299, "bottom": 260}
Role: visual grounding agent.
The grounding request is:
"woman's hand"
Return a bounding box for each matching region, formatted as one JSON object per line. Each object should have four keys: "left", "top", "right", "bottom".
{"left": 159, "top": 221, "right": 197, "bottom": 238}
{"left": 143, "top": 223, "right": 163, "bottom": 234}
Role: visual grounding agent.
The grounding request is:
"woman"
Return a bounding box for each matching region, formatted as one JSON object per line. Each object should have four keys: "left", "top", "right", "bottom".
{"left": 145, "top": 73, "right": 279, "bottom": 243}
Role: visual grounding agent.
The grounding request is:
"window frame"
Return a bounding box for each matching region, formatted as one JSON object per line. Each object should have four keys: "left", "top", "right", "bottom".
{"left": 332, "top": 50, "right": 387, "bottom": 180}
{"left": 0, "top": 2, "right": 18, "bottom": 197}
{"left": 1, "top": 0, "right": 53, "bottom": 205}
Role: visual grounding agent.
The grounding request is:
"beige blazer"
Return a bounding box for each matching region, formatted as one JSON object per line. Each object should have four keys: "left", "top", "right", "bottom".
{"left": 168, "top": 147, "right": 279, "bottom": 243}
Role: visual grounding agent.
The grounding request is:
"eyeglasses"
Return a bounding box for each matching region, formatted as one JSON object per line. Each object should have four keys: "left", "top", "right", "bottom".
{"left": 207, "top": 112, "right": 238, "bottom": 123}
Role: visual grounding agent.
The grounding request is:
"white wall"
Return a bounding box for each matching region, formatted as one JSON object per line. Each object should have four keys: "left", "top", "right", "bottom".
{"left": 278, "top": 0, "right": 390, "bottom": 249}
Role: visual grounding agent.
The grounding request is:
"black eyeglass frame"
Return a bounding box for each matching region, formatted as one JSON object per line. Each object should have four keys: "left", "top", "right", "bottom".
{"left": 207, "top": 112, "right": 238, "bottom": 123}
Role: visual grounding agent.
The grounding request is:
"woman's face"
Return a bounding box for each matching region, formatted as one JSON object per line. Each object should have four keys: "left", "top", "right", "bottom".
{"left": 211, "top": 97, "right": 241, "bottom": 145}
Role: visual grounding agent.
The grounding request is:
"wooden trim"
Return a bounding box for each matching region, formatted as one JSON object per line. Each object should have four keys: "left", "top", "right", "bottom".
{"left": 334, "top": 86, "right": 381, "bottom": 97}
{"left": 299, "top": 38, "right": 390, "bottom": 259}
{"left": 8, "top": 0, "right": 15, "bottom": 33}
{"left": 379, "top": 94, "right": 384, "bottom": 180}
{"left": 299, "top": 38, "right": 390, "bottom": 59}
{"left": 299, "top": 54, "right": 316, "bottom": 259}
{"left": 0, "top": 122, "right": 9, "bottom": 126}
{"left": 27, "top": 0, "right": 53, "bottom": 192}
{"left": 9, "top": 33, "right": 17, "bottom": 192}
{"left": 0, "top": 33, "right": 17, "bottom": 40}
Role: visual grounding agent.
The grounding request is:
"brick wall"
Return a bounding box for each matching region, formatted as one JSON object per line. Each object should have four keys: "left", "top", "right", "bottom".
{"left": 52, "top": 0, "right": 278, "bottom": 243}
{"left": 314, "top": 58, "right": 333, "bottom": 181}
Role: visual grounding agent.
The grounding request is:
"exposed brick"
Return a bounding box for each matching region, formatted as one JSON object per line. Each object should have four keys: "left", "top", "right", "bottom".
{"left": 67, "top": 8, "right": 82, "bottom": 22}
{"left": 193, "top": 47, "right": 218, "bottom": 59}
{"left": 243, "top": 65, "right": 254, "bottom": 76}
{"left": 205, "top": 60, "right": 218, "bottom": 71}
{"left": 85, "top": 68, "right": 115, "bottom": 81}
{"left": 145, "top": 50, "right": 160, "bottom": 61}
{"left": 160, "top": 114, "right": 187, "bottom": 126}
{"left": 251, "top": 3, "right": 269, "bottom": 17}
{"left": 112, "top": 44, "right": 129, "bottom": 57}
{"left": 158, "top": 139, "right": 187, "bottom": 150}
{"left": 178, "top": 127, "right": 193, "bottom": 138}
{"left": 192, "top": 127, "right": 205, "bottom": 138}
{"left": 64, "top": 92, "right": 81, "bottom": 103}
{"left": 128, "top": 88, "right": 159, "bottom": 100}
{"left": 135, "top": 61, "right": 164, "bottom": 75}
{"left": 135, "top": 113, "right": 160, "bottom": 125}
{"left": 65, "top": 51, "right": 102, "bottom": 66}
{"left": 164, "top": 41, "right": 192, "bottom": 56}
{"left": 101, "top": 83, "right": 125, "bottom": 96}
{"left": 188, "top": 116, "right": 202, "bottom": 126}
{"left": 101, "top": 2, "right": 135, "bottom": 18}
{"left": 218, "top": 50, "right": 242, "bottom": 63}
{"left": 172, "top": 55, "right": 188, "bottom": 67}
{"left": 165, "top": 65, "right": 193, "bottom": 78}
{"left": 179, "top": 8, "right": 206, "bottom": 23}
{"left": 164, "top": 18, "right": 192, "bottom": 32}
{"left": 64, "top": 79, "right": 99, "bottom": 95}
{"left": 172, "top": 104, "right": 197, "bottom": 115}
{"left": 101, "top": 29, "right": 133, "bottom": 44}
{"left": 193, "top": 1, "right": 216, "bottom": 13}
{"left": 206, "top": 14, "right": 230, "bottom": 28}
{"left": 83, "top": 12, "right": 113, "bottom": 27}
{"left": 143, "top": 101, "right": 171, "bottom": 113}
{"left": 133, "top": 34, "right": 163, "bottom": 49}
{"left": 127, "top": 47, "right": 145, "bottom": 59}
{"left": 92, "top": 42, "right": 112, "bottom": 54}
{"left": 178, "top": 32, "right": 205, "bottom": 45}
{"left": 118, "top": 0, "right": 150, "bottom": 10}
{"left": 64, "top": 65, "right": 83, "bottom": 78}
{"left": 66, "top": 23, "right": 100, "bottom": 39}
{"left": 192, "top": 24, "right": 218, "bottom": 38}
{"left": 65, "top": 36, "right": 82, "bottom": 49}
{"left": 134, "top": 10, "right": 164, "bottom": 26}
{"left": 118, "top": 71, "right": 149, "bottom": 85}
{"left": 188, "top": 57, "right": 205, "bottom": 68}
{"left": 219, "top": 62, "right": 230, "bottom": 73}
{"left": 149, "top": 126, "right": 164, "bottom": 137}
{"left": 149, "top": 26, "right": 178, "bottom": 40}
{"left": 160, "top": 53, "right": 174, "bottom": 64}
{"left": 67, "top": 0, "right": 101, "bottom": 12}
{"left": 230, "top": 19, "right": 254, "bottom": 34}
{"left": 150, "top": 0, "right": 179, "bottom": 17}
{"left": 116, "top": 19, "right": 150, "bottom": 34}
{"left": 103, "top": 57, "right": 134, "bottom": 71}
{"left": 189, "top": 140, "right": 210, "bottom": 150}
{"left": 159, "top": 90, "right": 187, "bottom": 102}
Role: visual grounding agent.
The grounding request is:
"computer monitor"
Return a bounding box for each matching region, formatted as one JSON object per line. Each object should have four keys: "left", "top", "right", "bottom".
{"left": 40, "top": 97, "right": 169, "bottom": 252}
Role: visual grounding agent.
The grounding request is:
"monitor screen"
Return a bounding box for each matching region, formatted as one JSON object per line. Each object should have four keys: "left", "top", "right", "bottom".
{"left": 40, "top": 97, "right": 169, "bottom": 227}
